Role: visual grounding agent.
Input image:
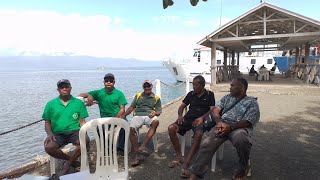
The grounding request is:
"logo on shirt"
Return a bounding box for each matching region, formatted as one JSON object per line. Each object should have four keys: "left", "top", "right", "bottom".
{"left": 72, "top": 113, "right": 79, "bottom": 119}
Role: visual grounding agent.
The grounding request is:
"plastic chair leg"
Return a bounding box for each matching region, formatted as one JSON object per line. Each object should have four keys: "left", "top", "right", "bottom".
{"left": 179, "top": 135, "right": 186, "bottom": 156}
{"left": 211, "top": 151, "right": 217, "bottom": 172}
{"left": 50, "top": 156, "right": 56, "bottom": 175}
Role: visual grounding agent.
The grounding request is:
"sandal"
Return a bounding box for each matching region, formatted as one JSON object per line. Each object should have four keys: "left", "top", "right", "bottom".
{"left": 131, "top": 159, "right": 143, "bottom": 167}
{"left": 71, "top": 160, "right": 81, "bottom": 171}
{"left": 168, "top": 160, "right": 183, "bottom": 168}
{"left": 232, "top": 165, "right": 251, "bottom": 180}
{"left": 48, "top": 174, "right": 60, "bottom": 180}
{"left": 137, "top": 149, "right": 150, "bottom": 156}
{"left": 180, "top": 168, "right": 191, "bottom": 178}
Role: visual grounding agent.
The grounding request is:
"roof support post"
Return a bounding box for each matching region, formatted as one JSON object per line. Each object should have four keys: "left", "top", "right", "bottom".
{"left": 263, "top": 8, "right": 266, "bottom": 35}
{"left": 231, "top": 50, "right": 235, "bottom": 65}
{"left": 305, "top": 43, "right": 310, "bottom": 64}
{"left": 223, "top": 48, "right": 228, "bottom": 66}
{"left": 289, "top": 50, "right": 293, "bottom": 66}
{"left": 295, "top": 47, "right": 299, "bottom": 65}
{"left": 300, "top": 45, "right": 303, "bottom": 64}
{"left": 237, "top": 52, "right": 240, "bottom": 67}
{"left": 210, "top": 43, "right": 217, "bottom": 85}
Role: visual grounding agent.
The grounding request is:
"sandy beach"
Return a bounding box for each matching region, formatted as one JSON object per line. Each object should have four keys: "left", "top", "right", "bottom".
{"left": 2, "top": 75, "right": 320, "bottom": 180}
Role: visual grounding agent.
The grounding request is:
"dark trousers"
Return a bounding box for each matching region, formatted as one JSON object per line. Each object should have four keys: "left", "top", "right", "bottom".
{"left": 117, "top": 128, "right": 125, "bottom": 151}
{"left": 190, "top": 128, "right": 252, "bottom": 178}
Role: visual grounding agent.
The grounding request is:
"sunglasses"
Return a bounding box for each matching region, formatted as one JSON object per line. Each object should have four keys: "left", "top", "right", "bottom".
{"left": 104, "top": 79, "right": 114, "bottom": 83}
{"left": 143, "top": 84, "right": 152, "bottom": 88}
{"left": 58, "top": 85, "right": 71, "bottom": 89}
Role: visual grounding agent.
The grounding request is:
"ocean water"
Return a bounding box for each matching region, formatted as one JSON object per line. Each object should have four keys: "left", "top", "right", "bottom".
{"left": 0, "top": 66, "right": 187, "bottom": 172}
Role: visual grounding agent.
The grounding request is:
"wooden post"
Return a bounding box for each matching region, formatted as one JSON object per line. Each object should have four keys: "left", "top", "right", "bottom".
{"left": 223, "top": 48, "right": 228, "bottom": 66}
{"left": 231, "top": 50, "right": 235, "bottom": 65}
{"left": 300, "top": 45, "right": 303, "bottom": 64}
{"left": 237, "top": 52, "right": 240, "bottom": 69}
{"left": 295, "top": 47, "right": 299, "bottom": 65}
{"left": 211, "top": 43, "right": 217, "bottom": 85}
{"left": 289, "top": 50, "right": 293, "bottom": 66}
{"left": 305, "top": 43, "right": 310, "bottom": 64}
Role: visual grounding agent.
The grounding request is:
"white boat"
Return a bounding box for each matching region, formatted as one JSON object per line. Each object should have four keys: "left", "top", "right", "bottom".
{"left": 162, "top": 47, "right": 281, "bottom": 83}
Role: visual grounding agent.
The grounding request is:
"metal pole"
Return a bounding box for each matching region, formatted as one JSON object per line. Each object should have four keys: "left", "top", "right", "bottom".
{"left": 186, "top": 77, "right": 190, "bottom": 95}
{"left": 155, "top": 79, "right": 161, "bottom": 98}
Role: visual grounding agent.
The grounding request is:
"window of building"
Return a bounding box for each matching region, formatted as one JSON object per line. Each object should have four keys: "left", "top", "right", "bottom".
{"left": 173, "top": 67, "right": 178, "bottom": 75}
{"left": 251, "top": 59, "right": 256, "bottom": 64}
{"left": 193, "top": 52, "right": 198, "bottom": 57}
{"left": 217, "top": 60, "right": 222, "bottom": 64}
{"left": 267, "top": 59, "right": 273, "bottom": 64}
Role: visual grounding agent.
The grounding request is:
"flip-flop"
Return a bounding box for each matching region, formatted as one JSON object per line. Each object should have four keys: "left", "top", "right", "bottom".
{"left": 48, "top": 174, "right": 60, "bottom": 180}
{"left": 71, "top": 160, "right": 80, "bottom": 169}
{"left": 137, "top": 149, "right": 150, "bottom": 156}
{"left": 180, "top": 168, "right": 191, "bottom": 178}
{"left": 131, "top": 159, "right": 143, "bottom": 167}
{"left": 168, "top": 160, "right": 183, "bottom": 168}
{"left": 232, "top": 165, "right": 250, "bottom": 180}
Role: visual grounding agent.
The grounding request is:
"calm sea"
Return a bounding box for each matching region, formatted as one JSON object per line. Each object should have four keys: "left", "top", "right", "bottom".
{"left": 0, "top": 66, "right": 187, "bottom": 172}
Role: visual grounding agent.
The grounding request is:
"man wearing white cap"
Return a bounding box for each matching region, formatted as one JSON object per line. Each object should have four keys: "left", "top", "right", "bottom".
{"left": 122, "top": 80, "right": 162, "bottom": 167}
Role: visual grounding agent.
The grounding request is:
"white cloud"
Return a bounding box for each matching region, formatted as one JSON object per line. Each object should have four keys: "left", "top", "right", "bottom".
{"left": 183, "top": 19, "right": 199, "bottom": 27}
{"left": 0, "top": 10, "right": 200, "bottom": 60}
{"left": 152, "top": 15, "right": 180, "bottom": 24}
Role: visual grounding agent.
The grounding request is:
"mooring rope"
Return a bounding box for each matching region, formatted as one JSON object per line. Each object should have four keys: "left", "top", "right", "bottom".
{"left": 160, "top": 81, "right": 185, "bottom": 87}
{"left": 0, "top": 119, "right": 44, "bottom": 136}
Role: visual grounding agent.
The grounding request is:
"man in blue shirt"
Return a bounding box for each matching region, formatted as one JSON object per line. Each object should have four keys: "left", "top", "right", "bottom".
{"left": 189, "top": 77, "right": 260, "bottom": 180}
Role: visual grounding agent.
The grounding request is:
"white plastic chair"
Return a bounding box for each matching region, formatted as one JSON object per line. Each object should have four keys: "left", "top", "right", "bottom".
{"left": 60, "top": 117, "right": 130, "bottom": 180}
{"left": 179, "top": 130, "right": 192, "bottom": 157}
{"left": 49, "top": 143, "right": 75, "bottom": 176}
{"left": 258, "top": 70, "right": 270, "bottom": 81}
{"left": 179, "top": 129, "right": 224, "bottom": 172}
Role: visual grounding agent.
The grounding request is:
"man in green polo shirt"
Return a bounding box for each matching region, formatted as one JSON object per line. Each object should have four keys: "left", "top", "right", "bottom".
{"left": 79, "top": 73, "right": 127, "bottom": 151}
{"left": 43, "top": 79, "right": 89, "bottom": 176}
{"left": 122, "top": 80, "right": 162, "bottom": 167}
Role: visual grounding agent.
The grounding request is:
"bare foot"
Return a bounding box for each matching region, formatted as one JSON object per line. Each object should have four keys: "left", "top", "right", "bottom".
{"left": 232, "top": 165, "right": 250, "bottom": 180}
{"left": 168, "top": 157, "right": 184, "bottom": 168}
{"left": 58, "top": 161, "right": 71, "bottom": 176}
{"left": 137, "top": 147, "right": 150, "bottom": 156}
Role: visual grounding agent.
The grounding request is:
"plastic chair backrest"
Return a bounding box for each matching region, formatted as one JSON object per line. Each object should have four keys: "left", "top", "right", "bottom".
{"left": 79, "top": 117, "right": 129, "bottom": 176}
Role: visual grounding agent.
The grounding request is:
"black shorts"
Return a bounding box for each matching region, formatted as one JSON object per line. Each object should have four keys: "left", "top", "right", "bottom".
{"left": 54, "top": 130, "right": 80, "bottom": 147}
{"left": 176, "top": 117, "right": 204, "bottom": 136}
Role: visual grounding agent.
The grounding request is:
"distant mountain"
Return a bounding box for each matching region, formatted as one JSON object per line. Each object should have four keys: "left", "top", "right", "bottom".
{"left": 0, "top": 56, "right": 162, "bottom": 71}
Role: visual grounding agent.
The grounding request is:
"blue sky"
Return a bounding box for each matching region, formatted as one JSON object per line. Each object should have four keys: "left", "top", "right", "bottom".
{"left": 0, "top": 0, "right": 319, "bottom": 60}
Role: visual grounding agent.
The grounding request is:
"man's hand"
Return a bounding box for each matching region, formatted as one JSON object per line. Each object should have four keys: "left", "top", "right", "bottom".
{"left": 44, "top": 135, "right": 56, "bottom": 145}
{"left": 85, "top": 95, "right": 95, "bottom": 106}
{"left": 148, "top": 111, "right": 156, "bottom": 118}
{"left": 176, "top": 117, "right": 184, "bottom": 124}
{"left": 192, "top": 117, "right": 204, "bottom": 127}
{"left": 214, "top": 122, "right": 231, "bottom": 137}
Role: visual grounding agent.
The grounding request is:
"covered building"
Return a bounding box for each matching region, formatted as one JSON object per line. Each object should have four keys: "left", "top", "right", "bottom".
{"left": 198, "top": 2, "right": 320, "bottom": 84}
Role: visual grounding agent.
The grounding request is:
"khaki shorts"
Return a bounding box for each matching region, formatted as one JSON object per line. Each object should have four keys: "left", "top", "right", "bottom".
{"left": 130, "top": 116, "right": 158, "bottom": 132}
